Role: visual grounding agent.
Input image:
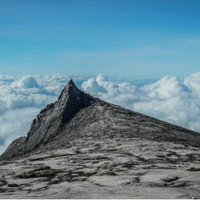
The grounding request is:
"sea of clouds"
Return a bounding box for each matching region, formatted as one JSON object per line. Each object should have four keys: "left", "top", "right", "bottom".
{"left": 1, "top": 72, "right": 200, "bottom": 155}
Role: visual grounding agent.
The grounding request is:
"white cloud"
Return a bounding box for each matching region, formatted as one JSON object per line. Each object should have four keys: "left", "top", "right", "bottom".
{"left": 1, "top": 72, "right": 200, "bottom": 155}
{"left": 0, "top": 107, "right": 40, "bottom": 154}
{"left": 11, "top": 76, "right": 39, "bottom": 88}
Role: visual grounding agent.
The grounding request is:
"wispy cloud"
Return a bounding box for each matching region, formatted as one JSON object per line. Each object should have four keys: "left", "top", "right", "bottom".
{"left": 182, "top": 38, "right": 200, "bottom": 45}
{"left": 66, "top": 46, "right": 181, "bottom": 63}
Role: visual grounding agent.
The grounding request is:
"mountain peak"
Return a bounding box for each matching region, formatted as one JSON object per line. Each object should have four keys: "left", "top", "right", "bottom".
{"left": 0, "top": 80, "right": 95, "bottom": 160}
{"left": 1, "top": 79, "right": 200, "bottom": 161}
{"left": 58, "top": 79, "right": 81, "bottom": 101}
{"left": 1, "top": 81, "right": 200, "bottom": 199}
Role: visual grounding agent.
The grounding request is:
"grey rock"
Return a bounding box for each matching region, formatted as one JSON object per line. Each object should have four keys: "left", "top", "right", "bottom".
{"left": 0, "top": 80, "right": 94, "bottom": 160}
{"left": 0, "top": 179, "right": 7, "bottom": 187}
{"left": 8, "top": 183, "right": 19, "bottom": 187}
{"left": 162, "top": 176, "right": 179, "bottom": 182}
{"left": 0, "top": 134, "right": 200, "bottom": 198}
{"left": 26, "top": 173, "right": 36, "bottom": 178}
{"left": 1, "top": 80, "right": 200, "bottom": 198}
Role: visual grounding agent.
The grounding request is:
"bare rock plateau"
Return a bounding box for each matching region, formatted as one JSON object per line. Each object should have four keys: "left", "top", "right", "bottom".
{"left": 1, "top": 80, "right": 200, "bottom": 199}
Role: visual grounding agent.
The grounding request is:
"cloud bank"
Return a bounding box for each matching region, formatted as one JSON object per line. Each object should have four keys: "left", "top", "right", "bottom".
{"left": 1, "top": 72, "right": 200, "bottom": 155}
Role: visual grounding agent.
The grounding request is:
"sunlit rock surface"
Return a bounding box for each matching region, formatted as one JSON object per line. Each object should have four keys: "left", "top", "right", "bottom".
{"left": 1, "top": 80, "right": 200, "bottom": 199}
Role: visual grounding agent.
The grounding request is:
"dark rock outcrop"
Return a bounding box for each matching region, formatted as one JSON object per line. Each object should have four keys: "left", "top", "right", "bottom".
{"left": 1, "top": 79, "right": 200, "bottom": 161}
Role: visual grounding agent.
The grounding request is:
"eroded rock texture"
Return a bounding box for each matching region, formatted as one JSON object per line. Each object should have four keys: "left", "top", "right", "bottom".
{"left": 1, "top": 80, "right": 200, "bottom": 199}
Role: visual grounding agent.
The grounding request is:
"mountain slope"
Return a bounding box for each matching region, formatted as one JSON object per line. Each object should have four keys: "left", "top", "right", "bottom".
{"left": 1, "top": 80, "right": 200, "bottom": 199}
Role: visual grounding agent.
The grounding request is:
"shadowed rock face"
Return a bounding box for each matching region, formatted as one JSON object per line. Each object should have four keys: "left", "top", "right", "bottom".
{"left": 0, "top": 80, "right": 95, "bottom": 160}
{"left": 1, "top": 79, "right": 200, "bottom": 161}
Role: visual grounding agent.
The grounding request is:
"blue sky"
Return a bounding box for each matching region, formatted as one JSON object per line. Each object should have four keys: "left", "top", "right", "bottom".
{"left": 0, "top": 0, "right": 200, "bottom": 78}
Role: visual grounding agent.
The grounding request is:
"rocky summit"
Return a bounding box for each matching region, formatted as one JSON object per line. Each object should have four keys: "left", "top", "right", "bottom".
{"left": 1, "top": 80, "right": 200, "bottom": 199}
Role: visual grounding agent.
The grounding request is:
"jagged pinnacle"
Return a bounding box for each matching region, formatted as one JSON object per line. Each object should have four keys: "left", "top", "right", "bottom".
{"left": 0, "top": 80, "right": 95, "bottom": 160}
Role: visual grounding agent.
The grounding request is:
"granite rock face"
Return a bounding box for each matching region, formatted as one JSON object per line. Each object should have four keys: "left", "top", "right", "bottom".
{"left": 0, "top": 80, "right": 95, "bottom": 160}
{"left": 1, "top": 80, "right": 200, "bottom": 199}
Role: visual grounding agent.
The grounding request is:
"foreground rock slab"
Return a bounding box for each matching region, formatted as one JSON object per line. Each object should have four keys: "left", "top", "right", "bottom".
{"left": 1, "top": 137, "right": 200, "bottom": 198}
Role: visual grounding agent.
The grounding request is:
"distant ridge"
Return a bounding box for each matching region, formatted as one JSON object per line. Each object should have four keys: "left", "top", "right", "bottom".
{"left": 1, "top": 79, "right": 200, "bottom": 160}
